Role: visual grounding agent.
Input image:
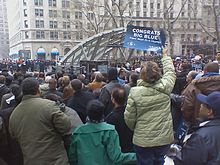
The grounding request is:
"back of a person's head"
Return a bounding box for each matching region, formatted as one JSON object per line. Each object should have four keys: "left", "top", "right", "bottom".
{"left": 0, "top": 75, "right": 6, "bottom": 84}
{"left": 71, "top": 79, "right": 82, "bottom": 92}
{"left": 77, "top": 74, "right": 86, "bottom": 81}
{"left": 24, "top": 73, "right": 33, "bottom": 79}
{"left": 48, "top": 78, "right": 57, "bottom": 89}
{"left": 11, "top": 84, "right": 21, "bottom": 97}
{"left": 33, "top": 72, "right": 39, "bottom": 78}
{"left": 22, "top": 77, "right": 39, "bottom": 95}
{"left": 87, "top": 100, "right": 104, "bottom": 122}
{"left": 140, "top": 61, "right": 161, "bottom": 84}
{"left": 5, "top": 75, "right": 13, "bottom": 86}
{"left": 130, "top": 73, "right": 139, "bottom": 85}
{"left": 204, "top": 62, "right": 219, "bottom": 73}
{"left": 108, "top": 67, "right": 118, "bottom": 82}
{"left": 44, "top": 93, "right": 62, "bottom": 102}
{"left": 62, "top": 76, "right": 70, "bottom": 86}
{"left": 112, "top": 86, "right": 126, "bottom": 106}
{"left": 95, "top": 73, "right": 103, "bottom": 82}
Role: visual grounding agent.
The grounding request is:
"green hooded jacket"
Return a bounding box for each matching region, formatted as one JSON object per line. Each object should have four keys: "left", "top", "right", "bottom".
{"left": 68, "top": 122, "right": 136, "bottom": 165}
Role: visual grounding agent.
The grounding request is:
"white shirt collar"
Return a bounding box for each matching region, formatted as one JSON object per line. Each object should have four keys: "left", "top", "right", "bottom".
{"left": 199, "top": 121, "right": 210, "bottom": 127}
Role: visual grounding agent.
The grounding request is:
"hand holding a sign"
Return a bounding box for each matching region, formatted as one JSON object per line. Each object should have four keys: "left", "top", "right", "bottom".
{"left": 162, "top": 46, "right": 168, "bottom": 57}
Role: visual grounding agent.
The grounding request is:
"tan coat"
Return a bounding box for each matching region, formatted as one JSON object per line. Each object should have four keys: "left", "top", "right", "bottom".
{"left": 9, "top": 95, "right": 71, "bottom": 165}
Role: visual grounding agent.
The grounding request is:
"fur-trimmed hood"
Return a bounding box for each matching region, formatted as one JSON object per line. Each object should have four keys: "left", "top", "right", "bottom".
{"left": 192, "top": 75, "right": 220, "bottom": 95}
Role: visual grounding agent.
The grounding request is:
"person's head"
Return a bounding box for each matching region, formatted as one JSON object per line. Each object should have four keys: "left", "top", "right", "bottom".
{"left": 216, "top": 52, "right": 220, "bottom": 61}
{"left": 71, "top": 79, "right": 82, "bottom": 92}
{"left": 38, "top": 72, "right": 45, "bottom": 79}
{"left": 108, "top": 67, "right": 118, "bottom": 82}
{"left": 45, "top": 76, "right": 52, "bottom": 83}
{"left": 94, "top": 72, "right": 103, "bottom": 83}
{"left": 140, "top": 61, "right": 161, "bottom": 84}
{"left": 10, "top": 84, "right": 22, "bottom": 105}
{"left": 5, "top": 75, "right": 13, "bottom": 86}
{"left": 0, "top": 75, "right": 6, "bottom": 84}
{"left": 62, "top": 76, "right": 70, "bottom": 87}
{"left": 48, "top": 78, "right": 57, "bottom": 90}
{"left": 86, "top": 100, "right": 104, "bottom": 122}
{"left": 197, "top": 91, "right": 220, "bottom": 120}
{"left": 204, "top": 62, "right": 219, "bottom": 73}
{"left": 111, "top": 86, "right": 126, "bottom": 107}
{"left": 186, "top": 71, "right": 198, "bottom": 83}
{"left": 129, "top": 72, "right": 139, "bottom": 85}
{"left": 77, "top": 74, "right": 86, "bottom": 82}
{"left": 22, "top": 77, "right": 40, "bottom": 96}
{"left": 44, "top": 93, "right": 62, "bottom": 102}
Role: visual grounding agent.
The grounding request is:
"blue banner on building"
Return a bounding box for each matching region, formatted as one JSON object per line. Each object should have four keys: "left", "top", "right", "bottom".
{"left": 123, "top": 25, "right": 166, "bottom": 53}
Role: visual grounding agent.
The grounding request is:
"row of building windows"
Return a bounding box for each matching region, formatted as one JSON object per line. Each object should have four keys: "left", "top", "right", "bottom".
{"left": 24, "top": 9, "right": 88, "bottom": 20}
{"left": 23, "top": 20, "right": 84, "bottom": 29}
{"left": 25, "top": 31, "right": 83, "bottom": 40}
{"left": 34, "top": 0, "right": 70, "bottom": 8}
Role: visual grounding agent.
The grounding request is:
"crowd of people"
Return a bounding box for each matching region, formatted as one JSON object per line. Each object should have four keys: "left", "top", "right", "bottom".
{"left": 0, "top": 49, "right": 220, "bottom": 165}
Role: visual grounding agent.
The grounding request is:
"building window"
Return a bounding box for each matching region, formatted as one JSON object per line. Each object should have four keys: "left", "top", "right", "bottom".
{"left": 136, "top": 21, "right": 141, "bottom": 26}
{"left": 170, "top": 12, "right": 174, "bottom": 18}
{"left": 36, "top": 31, "right": 45, "bottom": 39}
{"left": 63, "top": 21, "right": 70, "bottom": 29}
{"left": 143, "top": 11, "right": 147, "bottom": 17}
{"left": 87, "top": 13, "right": 94, "bottom": 20}
{"left": 193, "top": 34, "right": 197, "bottom": 41}
{"left": 157, "top": 3, "right": 160, "bottom": 9}
{"left": 36, "top": 20, "right": 44, "bottom": 28}
{"left": 136, "top": 11, "right": 140, "bottom": 17}
{"left": 35, "top": 0, "right": 43, "bottom": 6}
{"left": 150, "top": 12, "right": 154, "bottom": 17}
{"left": 150, "top": 2, "right": 154, "bottom": 9}
{"left": 75, "top": 11, "right": 82, "bottom": 19}
{"left": 48, "top": 0, "right": 56, "bottom": 7}
{"left": 35, "top": 9, "right": 44, "bottom": 17}
{"left": 129, "top": 1, "right": 132, "bottom": 8}
{"left": 50, "top": 31, "right": 58, "bottom": 39}
{"left": 63, "top": 31, "right": 71, "bottom": 39}
{"left": 24, "top": 20, "right": 28, "bottom": 28}
{"left": 181, "top": 34, "right": 185, "bottom": 41}
{"left": 157, "top": 12, "right": 160, "bottom": 18}
{"left": 76, "top": 32, "right": 83, "bottom": 40}
{"left": 62, "top": 0, "right": 70, "bottom": 8}
{"left": 23, "top": 0, "right": 27, "bottom": 5}
{"left": 24, "top": 9, "right": 27, "bottom": 17}
{"left": 49, "top": 10, "right": 57, "bottom": 18}
{"left": 49, "top": 21, "right": 58, "bottom": 28}
{"left": 136, "top": 2, "right": 140, "bottom": 9}
{"left": 181, "top": 12, "right": 185, "bottom": 17}
{"left": 194, "top": 23, "right": 196, "bottom": 29}
{"left": 75, "top": 21, "right": 82, "bottom": 29}
{"left": 62, "top": 10, "right": 70, "bottom": 19}
{"left": 143, "top": 2, "right": 147, "bottom": 8}
{"left": 25, "top": 31, "right": 29, "bottom": 39}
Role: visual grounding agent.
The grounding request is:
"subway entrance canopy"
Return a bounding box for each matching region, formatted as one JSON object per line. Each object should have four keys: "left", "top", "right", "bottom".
{"left": 60, "top": 28, "right": 128, "bottom": 66}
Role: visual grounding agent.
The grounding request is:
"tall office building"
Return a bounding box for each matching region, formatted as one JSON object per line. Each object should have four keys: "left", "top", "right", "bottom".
{"left": 0, "top": 0, "right": 9, "bottom": 60}
{"left": 7, "top": 0, "right": 83, "bottom": 60}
